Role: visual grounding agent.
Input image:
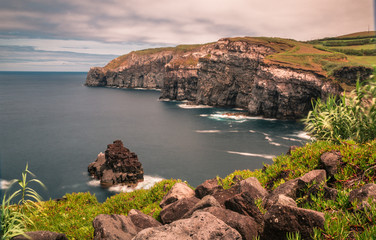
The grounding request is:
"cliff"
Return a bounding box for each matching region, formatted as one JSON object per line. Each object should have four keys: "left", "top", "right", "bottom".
{"left": 85, "top": 37, "right": 368, "bottom": 119}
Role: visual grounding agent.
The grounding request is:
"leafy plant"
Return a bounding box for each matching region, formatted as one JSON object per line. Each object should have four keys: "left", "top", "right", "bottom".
{"left": 1, "top": 164, "right": 45, "bottom": 240}
{"left": 304, "top": 78, "right": 376, "bottom": 143}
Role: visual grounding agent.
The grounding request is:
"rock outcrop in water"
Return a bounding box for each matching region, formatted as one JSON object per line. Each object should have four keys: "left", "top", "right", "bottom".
{"left": 85, "top": 38, "right": 347, "bottom": 119}
{"left": 88, "top": 140, "right": 144, "bottom": 187}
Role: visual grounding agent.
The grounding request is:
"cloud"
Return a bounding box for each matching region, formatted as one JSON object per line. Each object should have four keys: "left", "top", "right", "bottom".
{"left": 0, "top": 0, "right": 374, "bottom": 71}
{"left": 1, "top": 0, "right": 374, "bottom": 43}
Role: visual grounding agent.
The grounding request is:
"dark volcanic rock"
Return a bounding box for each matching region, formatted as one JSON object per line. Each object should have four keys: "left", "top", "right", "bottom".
{"left": 224, "top": 192, "right": 264, "bottom": 227}
{"left": 88, "top": 140, "right": 143, "bottom": 187}
{"left": 11, "top": 231, "right": 68, "bottom": 240}
{"left": 93, "top": 214, "right": 138, "bottom": 240}
{"left": 320, "top": 151, "right": 341, "bottom": 179}
{"left": 160, "top": 197, "right": 200, "bottom": 224}
{"left": 182, "top": 195, "right": 221, "bottom": 219}
{"left": 195, "top": 178, "right": 223, "bottom": 199}
{"left": 239, "top": 177, "right": 268, "bottom": 199}
{"left": 128, "top": 209, "right": 162, "bottom": 230}
{"left": 199, "top": 207, "right": 259, "bottom": 240}
{"left": 212, "top": 186, "right": 241, "bottom": 208}
{"left": 349, "top": 183, "right": 376, "bottom": 205}
{"left": 133, "top": 211, "right": 242, "bottom": 240}
{"left": 263, "top": 205, "right": 325, "bottom": 240}
{"left": 159, "top": 182, "right": 195, "bottom": 208}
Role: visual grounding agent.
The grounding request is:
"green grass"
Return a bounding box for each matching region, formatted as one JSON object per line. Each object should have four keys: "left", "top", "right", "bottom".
{"left": 21, "top": 179, "right": 182, "bottom": 240}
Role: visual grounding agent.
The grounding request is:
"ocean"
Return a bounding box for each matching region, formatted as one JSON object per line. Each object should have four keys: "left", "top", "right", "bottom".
{"left": 0, "top": 72, "right": 308, "bottom": 202}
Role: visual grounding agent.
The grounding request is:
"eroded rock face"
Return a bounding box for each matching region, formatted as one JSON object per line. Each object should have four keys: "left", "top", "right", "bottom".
{"left": 85, "top": 38, "right": 342, "bottom": 119}
{"left": 88, "top": 140, "right": 143, "bottom": 187}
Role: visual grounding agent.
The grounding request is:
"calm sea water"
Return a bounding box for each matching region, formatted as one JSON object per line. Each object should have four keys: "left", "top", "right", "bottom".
{"left": 0, "top": 72, "right": 307, "bottom": 202}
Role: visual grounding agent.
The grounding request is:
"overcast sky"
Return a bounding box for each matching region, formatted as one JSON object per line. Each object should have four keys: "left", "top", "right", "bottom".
{"left": 1, "top": 0, "right": 374, "bottom": 71}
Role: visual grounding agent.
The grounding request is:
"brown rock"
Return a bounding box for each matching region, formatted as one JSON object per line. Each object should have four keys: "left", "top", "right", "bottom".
{"left": 159, "top": 182, "right": 195, "bottom": 208}
{"left": 199, "top": 207, "right": 259, "bottom": 240}
{"left": 212, "top": 186, "right": 241, "bottom": 208}
{"left": 349, "top": 183, "right": 376, "bottom": 205}
{"left": 299, "top": 169, "right": 326, "bottom": 185}
{"left": 182, "top": 195, "right": 221, "bottom": 219}
{"left": 88, "top": 140, "right": 144, "bottom": 187}
{"left": 11, "top": 231, "right": 68, "bottom": 240}
{"left": 239, "top": 177, "right": 268, "bottom": 199}
{"left": 264, "top": 179, "right": 305, "bottom": 210}
{"left": 133, "top": 211, "right": 242, "bottom": 240}
{"left": 320, "top": 151, "right": 341, "bottom": 179}
{"left": 195, "top": 178, "right": 223, "bottom": 199}
{"left": 224, "top": 192, "right": 264, "bottom": 227}
{"left": 128, "top": 209, "right": 162, "bottom": 230}
{"left": 160, "top": 197, "right": 200, "bottom": 224}
{"left": 92, "top": 214, "right": 138, "bottom": 240}
{"left": 263, "top": 205, "right": 325, "bottom": 240}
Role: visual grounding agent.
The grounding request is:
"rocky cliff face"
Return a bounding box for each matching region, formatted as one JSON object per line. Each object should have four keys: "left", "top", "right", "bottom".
{"left": 86, "top": 38, "right": 343, "bottom": 119}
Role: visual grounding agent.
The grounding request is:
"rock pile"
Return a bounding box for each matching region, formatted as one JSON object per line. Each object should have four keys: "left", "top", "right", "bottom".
{"left": 88, "top": 140, "right": 144, "bottom": 187}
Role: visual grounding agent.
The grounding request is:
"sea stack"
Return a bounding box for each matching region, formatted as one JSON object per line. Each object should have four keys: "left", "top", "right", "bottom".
{"left": 88, "top": 140, "right": 144, "bottom": 187}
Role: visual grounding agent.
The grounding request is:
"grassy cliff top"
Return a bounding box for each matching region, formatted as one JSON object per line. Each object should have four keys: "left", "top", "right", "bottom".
{"left": 103, "top": 33, "right": 374, "bottom": 85}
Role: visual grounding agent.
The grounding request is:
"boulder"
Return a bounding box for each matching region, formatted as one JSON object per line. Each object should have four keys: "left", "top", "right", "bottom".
{"left": 199, "top": 207, "right": 259, "bottom": 240}
{"left": 11, "top": 231, "right": 68, "bottom": 240}
{"left": 224, "top": 192, "right": 264, "bottom": 227}
{"left": 132, "top": 211, "right": 242, "bottom": 240}
{"left": 239, "top": 177, "right": 268, "bottom": 199}
{"left": 128, "top": 209, "right": 162, "bottom": 229}
{"left": 88, "top": 140, "right": 144, "bottom": 187}
{"left": 264, "top": 179, "right": 305, "bottom": 209}
{"left": 212, "top": 186, "right": 241, "bottom": 207}
{"left": 305, "top": 184, "right": 338, "bottom": 203}
{"left": 269, "top": 194, "right": 297, "bottom": 208}
{"left": 263, "top": 205, "right": 325, "bottom": 240}
{"left": 349, "top": 183, "right": 376, "bottom": 205}
{"left": 182, "top": 195, "right": 221, "bottom": 218}
{"left": 93, "top": 214, "right": 138, "bottom": 240}
{"left": 159, "top": 182, "right": 195, "bottom": 208}
{"left": 320, "top": 151, "right": 341, "bottom": 179}
{"left": 195, "top": 178, "right": 223, "bottom": 199}
{"left": 299, "top": 170, "right": 326, "bottom": 185}
{"left": 160, "top": 197, "right": 200, "bottom": 224}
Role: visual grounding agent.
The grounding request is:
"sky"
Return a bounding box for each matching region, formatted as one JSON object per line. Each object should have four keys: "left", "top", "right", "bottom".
{"left": 0, "top": 0, "right": 375, "bottom": 72}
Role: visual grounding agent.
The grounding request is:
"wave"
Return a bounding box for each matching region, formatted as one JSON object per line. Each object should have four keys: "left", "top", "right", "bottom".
{"left": 1, "top": 179, "right": 13, "bottom": 190}
{"left": 281, "top": 136, "right": 301, "bottom": 142}
{"left": 178, "top": 104, "right": 213, "bottom": 109}
{"left": 227, "top": 151, "right": 275, "bottom": 160}
{"left": 289, "top": 131, "right": 312, "bottom": 140}
{"left": 87, "top": 175, "right": 164, "bottom": 193}
{"left": 108, "top": 175, "right": 164, "bottom": 193}
{"left": 195, "top": 130, "right": 221, "bottom": 133}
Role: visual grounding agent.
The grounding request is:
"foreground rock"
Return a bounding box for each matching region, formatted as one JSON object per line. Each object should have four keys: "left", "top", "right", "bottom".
{"left": 132, "top": 211, "right": 242, "bottom": 240}
{"left": 11, "top": 231, "right": 68, "bottom": 240}
{"left": 159, "top": 182, "right": 195, "bottom": 208}
{"left": 263, "top": 205, "right": 325, "bottom": 240}
{"left": 88, "top": 140, "right": 144, "bottom": 187}
{"left": 160, "top": 197, "right": 200, "bottom": 224}
{"left": 92, "top": 211, "right": 162, "bottom": 240}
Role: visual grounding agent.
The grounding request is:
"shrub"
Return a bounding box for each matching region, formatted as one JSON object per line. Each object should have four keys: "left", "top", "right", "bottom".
{"left": 1, "top": 164, "right": 45, "bottom": 240}
{"left": 303, "top": 78, "right": 376, "bottom": 143}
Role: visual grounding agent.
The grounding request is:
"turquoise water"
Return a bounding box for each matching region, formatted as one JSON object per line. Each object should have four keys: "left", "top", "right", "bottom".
{"left": 0, "top": 72, "right": 307, "bottom": 202}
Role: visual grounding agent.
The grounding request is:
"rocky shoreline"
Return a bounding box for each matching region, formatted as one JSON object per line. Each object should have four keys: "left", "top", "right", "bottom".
{"left": 85, "top": 38, "right": 346, "bottom": 120}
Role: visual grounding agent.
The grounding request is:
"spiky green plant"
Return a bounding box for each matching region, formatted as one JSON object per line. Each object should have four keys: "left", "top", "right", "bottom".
{"left": 0, "top": 164, "right": 45, "bottom": 240}
{"left": 304, "top": 77, "right": 376, "bottom": 143}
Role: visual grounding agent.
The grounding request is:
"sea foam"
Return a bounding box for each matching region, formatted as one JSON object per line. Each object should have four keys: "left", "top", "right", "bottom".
{"left": 195, "top": 130, "right": 221, "bottom": 133}
{"left": 1, "top": 179, "right": 13, "bottom": 190}
{"left": 227, "top": 151, "right": 275, "bottom": 160}
{"left": 178, "top": 104, "right": 213, "bottom": 109}
{"left": 87, "top": 175, "right": 164, "bottom": 193}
